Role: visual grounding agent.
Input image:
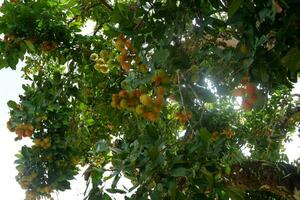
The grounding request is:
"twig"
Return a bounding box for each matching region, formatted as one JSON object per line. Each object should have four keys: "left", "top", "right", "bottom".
{"left": 187, "top": 83, "right": 205, "bottom": 128}
{"left": 67, "top": 15, "right": 80, "bottom": 25}
{"left": 68, "top": 1, "right": 112, "bottom": 26}
{"left": 176, "top": 70, "right": 193, "bottom": 133}
{"left": 176, "top": 70, "right": 186, "bottom": 110}
{"left": 89, "top": 0, "right": 112, "bottom": 11}
{"left": 93, "top": 23, "right": 104, "bottom": 35}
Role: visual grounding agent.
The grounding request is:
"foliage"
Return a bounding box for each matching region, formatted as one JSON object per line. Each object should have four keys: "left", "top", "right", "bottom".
{"left": 1, "top": 0, "right": 300, "bottom": 199}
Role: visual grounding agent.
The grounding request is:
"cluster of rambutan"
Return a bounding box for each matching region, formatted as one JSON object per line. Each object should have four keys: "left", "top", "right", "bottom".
{"left": 7, "top": 118, "right": 34, "bottom": 139}
{"left": 115, "top": 34, "right": 147, "bottom": 73}
{"left": 111, "top": 86, "right": 166, "bottom": 122}
{"left": 233, "top": 76, "right": 257, "bottom": 111}
{"left": 90, "top": 50, "right": 111, "bottom": 74}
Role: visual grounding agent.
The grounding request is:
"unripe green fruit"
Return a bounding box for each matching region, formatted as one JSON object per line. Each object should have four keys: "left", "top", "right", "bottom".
{"left": 120, "top": 99, "right": 128, "bottom": 109}
{"left": 115, "top": 40, "right": 124, "bottom": 51}
{"left": 99, "top": 50, "right": 109, "bottom": 59}
{"left": 135, "top": 105, "right": 144, "bottom": 115}
{"left": 191, "top": 75, "right": 199, "bottom": 83}
{"left": 140, "top": 94, "right": 153, "bottom": 106}
{"left": 90, "top": 53, "right": 99, "bottom": 61}
{"left": 94, "top": 63, "right": 102, "bottom": 71}
{"left": 97, "top": 58, "right": 105, "bottom": 65}
{"left": 138, "top": 64, "right": 148, "bottom": 73}
{"left": 121, "top": 81, "right": 127, "bottom": 89}
{"left": 239, "top": 43, "right": 249, "bottom": 55}
{"left": 99, "top": 65, "right": 110, "bottom": 73}
{"left": 191, "top": 65, "right": 198, "bottom": 73}
{"left": 156, "top": 69, "right": 166, "bottom": 77}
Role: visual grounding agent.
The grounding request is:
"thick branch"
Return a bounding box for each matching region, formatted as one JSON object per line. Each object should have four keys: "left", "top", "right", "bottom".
{"left": 274, "top": 106, "right": 300, "bottom": 138}
{"left": 225, "top": 161, "right": 300, "bottom": 199}
{"left": 98, "top": 0, "right": 113, "bottom": 11}
{"left": 68, "top": 0, "right": 112, "bottom": 25}
{"left": 86, "top": 0, "right": 113, "bottom": 11}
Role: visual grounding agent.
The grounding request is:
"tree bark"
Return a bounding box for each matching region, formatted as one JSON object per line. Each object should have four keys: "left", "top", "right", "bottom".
{"left": 225, "top": 161, "right": 300, "bottom": 199}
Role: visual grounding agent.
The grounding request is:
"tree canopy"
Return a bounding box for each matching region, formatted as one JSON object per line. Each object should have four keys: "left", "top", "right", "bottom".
{"left": 1, "top": 0, "right": 300, "bottom": 199}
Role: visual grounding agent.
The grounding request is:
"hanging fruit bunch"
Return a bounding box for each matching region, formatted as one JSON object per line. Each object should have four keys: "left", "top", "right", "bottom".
{"left": 138, "top": 87, "right": 165, "bottom": 122}
{"left": 111, "top": 89, "right": 141, "bottom": 109}
{"left": 151, "top": 69, "right": 170, "bottom": 86}
{"left": 7, "top": 116, "right": 35, "bottom": 139}
{"left": 16, "top": 171, "right": 38, "bottom": 190}
{"left": 115, "top": 34, "right": 147, "bottom": 73}
{"left": 13, "top": 124, "right": 34, "bottom": 139}
{"left": 16, "top": 167, "right": 53, "bottom": 200}
{"left": 33, "top": 137, "right": 51, "bottom": 149}
{"left": 111, "top": 86, "right": 166, "bottom": 122}
{"left": 89, "top": 34, "right": 147, "bottom": 74}
{"left": 90, "top": 51, "right": 111, "bottom": 74}
{"left": 175, "top": 110, "right": 192, "bottom": 125}
{"left": 223, "top": 128, "right": 235, "bottom": 139}
{"left": 103, "top": 34, "right": 190, "bottom": 124}
{"left": 233, "top": 75, "right": 258, "bottom": 111}
{"left": 41, "top": 41, "right": 58, "bottom": 52}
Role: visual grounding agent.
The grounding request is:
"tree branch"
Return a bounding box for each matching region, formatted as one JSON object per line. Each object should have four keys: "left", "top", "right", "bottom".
{"left": 225, "top": 161, "right": 300, "bottom": 199}
{"left": 98, "top": 0, "right": 113, "bottom": 11}
{"left": 274, "top": 106, "right": 300, "bottom": 137}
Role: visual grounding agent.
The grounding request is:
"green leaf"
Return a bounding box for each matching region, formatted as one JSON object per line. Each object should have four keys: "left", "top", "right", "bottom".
{"left": 171, "top": 167, "right": 188, "bottom": 177}
{"left": 96, "top": 140, "right": 109, "bottom": 153}
{"left": 167, "top": 180, "right": 176, "bottom": 199}
{"left": 91, "top": 168, "right": 104, "bottom": 186}
{"left": 106, "top": 188, "right": 127, "bottom": 194}
{"left": 7, "top": 100, "right": 18, "bottom": 109}
{"left": 200, "top": 167, "right": 214, "bottom": 185}
{"left": 103, "top": 23, "right": 120, "bottom": 38}
{"left": 101, "top": 193, "right": 112, "bottom": 200}
{"left": 252, "top": 65, "right": 269, "bottom": 83}
{"left": 7, "top": 52, "right": 18, "bottom": 68}
{"left": 24, "top": 40, "right": 35, "bottom": 52}
{"left": 281, "top": 47, "right": 300, "bottom": 72}
{"left": 253, "top": 91, "right": 266, "bottom": 111}
{"left": 195, "top": 87, "right": 217, "bottom": 103}
{"left": 150, "top": 190, "right": 160, "bottom": 200}
{"left": 199, "top": 127, "right": 211, "bottom": 143}
{"left": 228, "top": 0, "right": 244, "bottom": 17}
{"left": 79, "top": 103, "right": 87, "bottom": 111}
{"left": 86, "top": 118, "right": 95, "bottom": 126}
{"left": 147, "top": 146, "right": 159, "bottom": 161}
{"left": 57, "top": 180, "right": 71, "bottom": 191}
{"left": 111, "top": 174, "right": 120, "bottom": 189}
{"left": 224, "top": 165, "right": 231, "bottom": 175}
{"left": 86, "top": 187, "right": 102, "bottom": 200}
{"left": 223, "top": 186, "right": 244, "bottom": 200}
{"left": 110, "top": 2, "right": 129, "bottom": 24}
{"left": 153, "top": 48, "right": 170, "bottom": 65}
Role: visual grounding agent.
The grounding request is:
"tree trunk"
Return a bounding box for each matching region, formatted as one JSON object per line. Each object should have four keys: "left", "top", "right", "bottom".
{"left": 225, "top": 161, "right": 300, "bottom": 199}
